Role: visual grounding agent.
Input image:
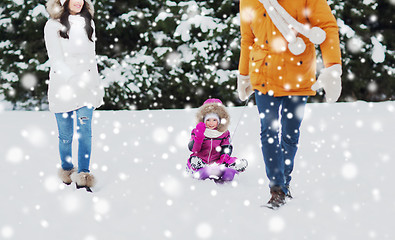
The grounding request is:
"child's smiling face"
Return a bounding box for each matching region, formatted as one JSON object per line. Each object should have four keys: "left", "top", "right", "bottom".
{"left": 205, "top": 118, "right": 219, "bottom": 130}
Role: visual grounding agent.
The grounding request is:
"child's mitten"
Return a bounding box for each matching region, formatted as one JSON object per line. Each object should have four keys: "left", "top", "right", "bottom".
{"left": 195, "top": 122, "right": 206, "bottom": 140}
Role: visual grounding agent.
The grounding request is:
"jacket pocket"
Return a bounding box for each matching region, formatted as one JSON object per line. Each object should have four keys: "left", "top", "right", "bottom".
{"left": 249, "top": 49, "right": 268, "bottom": 86}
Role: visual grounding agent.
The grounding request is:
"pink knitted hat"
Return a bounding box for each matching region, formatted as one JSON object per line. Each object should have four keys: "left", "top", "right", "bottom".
{"left": 203, "top": 98, "right": 222, "bottom": 105}
{"left": 196, "top": 98, "right": 229, "bottom": 132}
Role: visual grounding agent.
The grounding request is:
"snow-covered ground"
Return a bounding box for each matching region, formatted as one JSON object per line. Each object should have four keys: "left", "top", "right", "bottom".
{"left": 1, "top": 101, "right": 394, "bottom": 240}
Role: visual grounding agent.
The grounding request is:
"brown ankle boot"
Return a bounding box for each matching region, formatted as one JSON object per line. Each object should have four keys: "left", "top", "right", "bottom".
{"left": 58, "top": 167, "right": 76, "bottom": 185}
{"left": 266, "top": 186, "right": 286, "bottom": 209}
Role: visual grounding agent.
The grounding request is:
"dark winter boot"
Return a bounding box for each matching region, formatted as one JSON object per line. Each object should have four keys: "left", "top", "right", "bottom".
{"left": 70, "top": 172, "right": 96, "bottom": 192}
{"left": 266, "top": 186, "right": 286, "bottom": 210}
{"left": 285, "top": 186, "right": 293, "bottom": 199}
{"left": 58, "top": 167, "right": 76, "bottom": 185}
{"left": 190, "top": 156, "right": 206, "bottom": 170}
{"left": 227, "top": 159, "right": 248, "bottom": 172}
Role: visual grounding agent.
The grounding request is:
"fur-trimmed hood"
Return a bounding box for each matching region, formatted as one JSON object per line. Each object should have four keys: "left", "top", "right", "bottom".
{"left": 46, "top": 0, "right": 94, "bottom": 19}
{"left": 196, "top": 99, "right": 230, "bottom": 132}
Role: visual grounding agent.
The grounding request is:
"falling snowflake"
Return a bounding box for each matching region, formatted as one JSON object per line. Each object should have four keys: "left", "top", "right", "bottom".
{"left": 61, "top": 193, "right": 81, "bottom": 213}
{"left": 6, "top": 147, "right": 24, "bottom": 164}
{"left": 83, "top": 235, "right": 97, "bottom": 240}
{"left": 20, "top": 73, "right": 38, "bottom": 90}
{"left": 164, "top": 230, "right": 172, "bottom": 238}
{"left": 372, "top": 188, "right": 381, "bottom": 202}
{"left": 347, "top": 37, "right": 364, "bottom": 53}
{"left": 160, "top": 177, "right": 182, "bottom": 197}
{"left": 210, "top": 190, "right": 217, "bottom": 196}
{"left": 40, "top": 220, "right": 49, "bottom": 228}
{"left": 1, "top": 226, "right": 14, "bottom": 239}
{"left": 166, "top": 199, "right": 173, "bottom": 206}
{"left": 44, "top": 175, "right": 60, "bottom": 193}
{"left": 166, "top": 52, "right": 182, "bottom": 68}
{"left": 196, "top": 223, "right": 213, "bottom": 239}
{"left": 268, "top": 216, "right": 285, "bottom": 232}
{"left": 21, "top": 126, "right": 48, "bottom": 148}
{"left": 153, "top": 127, "right": 169, "bottom": 144}
{"left": 333, "top": 205, "right": 342, "bottom": 213}
{"left": 243, "top": 200, "right": 250, "bottom": 206}
{"left": 341, "top": 162, "right": 358, "bottom": 179}
{"left": 93, "top": 197, "right": 110, "bottom": 215}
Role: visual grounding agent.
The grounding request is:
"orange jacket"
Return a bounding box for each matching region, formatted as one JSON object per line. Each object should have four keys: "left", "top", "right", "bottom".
{"left": 239, "top": 0, "right": 341, "bottom": 96}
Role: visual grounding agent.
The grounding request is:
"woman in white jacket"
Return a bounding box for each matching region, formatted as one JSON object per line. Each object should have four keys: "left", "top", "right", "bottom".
{"left": 44, "top": 0, "right": 104, "bottom": 192}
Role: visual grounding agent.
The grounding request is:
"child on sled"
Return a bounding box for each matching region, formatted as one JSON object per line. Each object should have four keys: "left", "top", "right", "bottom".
{"left": 186, "top": 98, "right": 248, "bottom": 183}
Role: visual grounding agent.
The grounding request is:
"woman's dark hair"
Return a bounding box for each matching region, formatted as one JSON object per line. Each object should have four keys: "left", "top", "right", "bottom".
{"left": 59, "top": 0, "right": 94, "bottom": 42}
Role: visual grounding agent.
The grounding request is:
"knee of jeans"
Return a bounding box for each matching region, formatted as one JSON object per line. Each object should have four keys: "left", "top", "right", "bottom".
{"left": 260, "top": 129, "right": 279, "bottom": 142}
{"left": 282, "top": 133, "right": 299, "bottom": 146}
{"left": 260, "top": 121, "right": 280, "bottom": 135}
{"left": 59, "top": 134, "right": 73, "bottom": 143}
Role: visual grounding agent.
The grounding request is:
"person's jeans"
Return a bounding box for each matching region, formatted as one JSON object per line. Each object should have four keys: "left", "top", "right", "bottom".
{"left": 255, "top": 90, "right": 307, "bottom": 194}
{"left": 55, "top": 106, "right": 93, "bottom": 173}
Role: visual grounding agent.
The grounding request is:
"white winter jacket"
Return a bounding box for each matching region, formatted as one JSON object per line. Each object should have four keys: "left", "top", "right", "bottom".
{"left": 44, "top": 15, "right": 104, "bottom": 113}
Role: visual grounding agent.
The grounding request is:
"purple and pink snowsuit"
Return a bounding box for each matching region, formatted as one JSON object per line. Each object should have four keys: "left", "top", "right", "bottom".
{"left": 188, "top": 129, "right": 234, "bottom": 165}
{"left": 187, "top": 99, "right": 239, "bottom": 181}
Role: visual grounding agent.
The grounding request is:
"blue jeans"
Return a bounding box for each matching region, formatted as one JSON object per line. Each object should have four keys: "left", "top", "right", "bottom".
{"left": 255, "top": 90, "right": 307, "bottom": 194}
{"left": 55, "top": 106, "right": 93, "bottom": 173}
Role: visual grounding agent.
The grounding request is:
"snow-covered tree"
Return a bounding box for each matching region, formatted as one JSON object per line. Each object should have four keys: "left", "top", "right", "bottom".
{"left": 0, "top": 0, "right": 394, "bottom": 110}
{"left": 329, "top": 0, "right": 395, "bottom": 102}
{"left": 98, "top": 0, "right": 241, "bottom": 109}
{"left": 0, "top": 0, "right": 48, "bottom": 110}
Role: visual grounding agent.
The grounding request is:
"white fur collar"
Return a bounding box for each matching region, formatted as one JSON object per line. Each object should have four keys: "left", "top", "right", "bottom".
{"left": 69, "top": 15, "right": 85, "bottom": 25}
{"left": 204, "top": 129, "right": 224, "bottom": 138}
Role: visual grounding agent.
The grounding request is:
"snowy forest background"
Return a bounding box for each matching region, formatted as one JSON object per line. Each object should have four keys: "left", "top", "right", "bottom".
{"left": 1, "top": 1, "right": 395, "bottom": 239}
{"left": 0, "top": 0, "right": 394, "bottom": 111}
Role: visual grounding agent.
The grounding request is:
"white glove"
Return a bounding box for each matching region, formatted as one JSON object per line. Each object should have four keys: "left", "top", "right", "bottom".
{"left": 237, "top": 74, "right": 254, "bottom": 101}
{"left": 311, "top": 64, "right": 342, "bottom": 103}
